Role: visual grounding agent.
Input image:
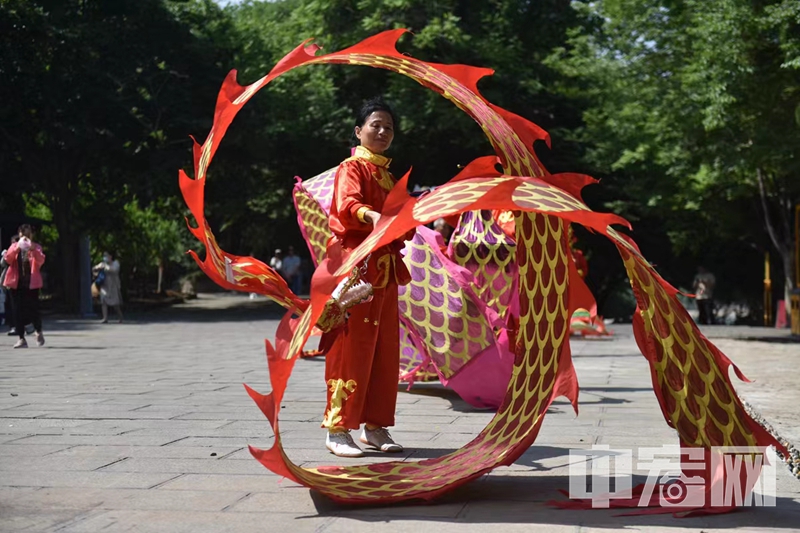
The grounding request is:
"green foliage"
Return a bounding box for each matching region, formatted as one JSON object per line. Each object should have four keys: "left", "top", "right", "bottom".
{"left": 22, "top": 193, "right": 59, "bottom": 252}
{"left": 126, "top": 199, "right": 188, "bottom": 269}
{"left": 0, "top": 0, "right": 235, "bottom": 304}
{"left": 91, "top": 198, "right": 191, "bottom": 293}
{"left": 548, "top": 0, "right": 800, "bottom": 306}
{"left": 2, "top": 0, "right": 797, "bottom": 316}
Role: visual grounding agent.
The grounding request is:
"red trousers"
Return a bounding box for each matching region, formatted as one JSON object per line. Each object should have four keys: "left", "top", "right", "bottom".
{"left": 322, "top": 281, "right": 400, "bottom": 430}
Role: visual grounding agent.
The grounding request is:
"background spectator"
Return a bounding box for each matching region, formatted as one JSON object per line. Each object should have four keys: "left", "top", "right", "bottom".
{"left": 94, "top": 251, "right": 124, "bottom": 324}
{"left": 693, "top": 266, "right": 716, "bottom": 325}
{"left": 2, "top": 225, "right": 45, "bottom": 348}
{"left": 282, "top": 246, "right": 302, "bottom": 295}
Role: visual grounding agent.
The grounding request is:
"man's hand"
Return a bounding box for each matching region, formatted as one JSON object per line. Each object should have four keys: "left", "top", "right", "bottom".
{"left": 365, "top": 210, "right": 381, "bottom": 226}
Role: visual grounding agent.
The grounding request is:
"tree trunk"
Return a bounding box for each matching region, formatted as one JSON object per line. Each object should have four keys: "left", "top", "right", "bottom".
{"left": 157, "top": 260, "right": 164, "bottom": 294}
{"left": 52, "top": 194, "right": 80, "bottom": 313}
{"left": 756, "top": 169, "right": 796, "bottom": 323}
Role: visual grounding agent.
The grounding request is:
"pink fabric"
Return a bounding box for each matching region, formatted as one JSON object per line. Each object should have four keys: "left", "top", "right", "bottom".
{"left": 447, "top": 329, "right": 515, "bottom": 409}
{"left": 3, "top": 242, "right": 45, "bottom": 290}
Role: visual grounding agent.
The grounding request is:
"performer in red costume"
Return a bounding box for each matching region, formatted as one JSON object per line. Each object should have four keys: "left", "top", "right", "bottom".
{"left": 323, "top": 98, "right": 414, "bottom": 457}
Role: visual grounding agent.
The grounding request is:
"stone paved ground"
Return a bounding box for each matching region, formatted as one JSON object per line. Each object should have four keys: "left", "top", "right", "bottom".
{"left": 1, "top": 293, "right": 798, "bottom": 532}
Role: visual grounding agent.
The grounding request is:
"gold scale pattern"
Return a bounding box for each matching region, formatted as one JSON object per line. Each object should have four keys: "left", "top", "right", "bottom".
{"left": 620, "top": 249, "right": 757, "bottom": 448}
{"left": 397, "top": 236, "right": 494, "bottom": 379}
{"left": 267, "top": 42, "right": 575, "bottom": 502}
{"left": 219, "top": 32, "right": 770, "bottom": 504}
{"left": 478, "top": 212, "right": 569, "bottom": 446}
{"left": 293, "top": 185, "right": 332, "bottom": 266}
{"left": 398, "top": 321, "right": 436, "bottom": 381}
{"left": 302, "top": 167, "right": 337, "bottom": 214}
{"left": 450, "top": 210, "right": 517, "bottom": 319}
{"left": 277, "top": 211, "right": 569, "bottom": 502}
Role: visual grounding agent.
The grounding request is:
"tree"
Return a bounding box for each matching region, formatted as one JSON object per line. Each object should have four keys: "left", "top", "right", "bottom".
{"left": 146, "top": 0, "right": 592, "bottom": 277}
{"left": 0, "top": 0, "right": 236, "bottom": 309}
{"left": 216, "top": 0, "right": 587, "bottom": 240}
{"left": 548, "top": 0, "right": 800, "bottom": 314}
{"left": 125, "top": 199, "right": 188, "bottom": 294}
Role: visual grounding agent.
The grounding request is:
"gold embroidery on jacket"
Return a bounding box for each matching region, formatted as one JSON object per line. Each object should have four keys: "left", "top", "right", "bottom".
{"left": 372, "top": 254, "right": 392, "bottom": 289}
{"left": 371, "top": 168, "right": 395, "bottom": 192}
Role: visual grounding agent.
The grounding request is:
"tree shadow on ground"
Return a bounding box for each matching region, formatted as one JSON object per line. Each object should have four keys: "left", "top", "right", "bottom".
{"left": 39, "top": 297, "right": 288, "bottom": 329}
{"left": 133, "top": 300, "right": 287, "bottom": 323}
{"left": 741, "top": 336, "right": 800, "bottom": 344}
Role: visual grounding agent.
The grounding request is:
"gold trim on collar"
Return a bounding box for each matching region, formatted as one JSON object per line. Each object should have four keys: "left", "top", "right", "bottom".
{"left": 354, "top": 145, "right": 391, "bottom": 168}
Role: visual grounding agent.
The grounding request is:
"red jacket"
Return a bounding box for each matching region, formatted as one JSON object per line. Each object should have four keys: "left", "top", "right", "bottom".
{"left": 328, "top": 146, "right": 414, "bottom": 288}
{"left": 2, "top": 241, "right": 46, "bottom": 290}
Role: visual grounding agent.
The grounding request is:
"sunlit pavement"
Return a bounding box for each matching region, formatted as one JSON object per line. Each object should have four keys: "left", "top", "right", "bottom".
{"left": 1, "top": 293, "right": 798, "bottom": 532}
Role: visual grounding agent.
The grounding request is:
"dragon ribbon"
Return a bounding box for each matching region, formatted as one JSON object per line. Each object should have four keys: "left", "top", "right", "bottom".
{"left": 179, "top": 30, "right": 785, "bottom": 514}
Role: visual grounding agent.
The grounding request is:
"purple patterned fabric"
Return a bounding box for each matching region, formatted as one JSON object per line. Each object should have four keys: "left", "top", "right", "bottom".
{"left": 398, "top": 318, "right": 436, "bottom": 385}
{"left": 448, "top": 210, "right": 518, "bottom": 320}
{"left": 301, "top": 166, "right": 337, "bottom": 215}
{"left": 398, "top": 227, "right": 499, "bottom": 387}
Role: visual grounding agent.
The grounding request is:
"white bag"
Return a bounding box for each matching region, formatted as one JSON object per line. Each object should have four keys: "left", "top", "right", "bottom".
{"left": 316, "top": 258, "right": 373, "bottom": 332}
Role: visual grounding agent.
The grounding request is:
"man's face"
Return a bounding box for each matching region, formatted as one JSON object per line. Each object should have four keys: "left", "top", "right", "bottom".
{"left": 355, "top": 111, "right": 395, "bottom": 154}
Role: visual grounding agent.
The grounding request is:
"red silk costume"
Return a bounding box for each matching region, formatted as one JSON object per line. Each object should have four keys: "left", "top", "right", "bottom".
{"left": 323, "top": 146, "right": 413, "bottom": 430}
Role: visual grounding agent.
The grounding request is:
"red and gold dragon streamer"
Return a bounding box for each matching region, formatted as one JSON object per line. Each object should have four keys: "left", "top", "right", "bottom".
{"left": 179, "top": 30, "right": 785, "bottom": 513}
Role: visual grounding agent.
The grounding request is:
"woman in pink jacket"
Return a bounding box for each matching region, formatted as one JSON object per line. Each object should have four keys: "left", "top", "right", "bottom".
{"left": 2, "top": 225, "right": 45, "bottom": 348}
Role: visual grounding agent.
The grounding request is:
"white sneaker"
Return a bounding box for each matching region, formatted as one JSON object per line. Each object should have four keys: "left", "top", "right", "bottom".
{"left": 360, "top": 427, "right": 403, "bottom": 453}
{"left": 326, "top": 431, "right": 364, "bottom": 457}
{"left": 13, "top": 338, "right": 27, "bottom": 349}
{"left": 35, "top": 332, "right": 45, "bottom": 347}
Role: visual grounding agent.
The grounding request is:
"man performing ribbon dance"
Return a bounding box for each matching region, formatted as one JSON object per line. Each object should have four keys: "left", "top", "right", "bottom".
{"left": 180, "top": 30, "right": 787, "bottom": 515}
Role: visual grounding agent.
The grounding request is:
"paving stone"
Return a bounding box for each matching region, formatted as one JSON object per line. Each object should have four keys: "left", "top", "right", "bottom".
{"left": 46, "top": 444, "right": 244, "bottom": 460}
{"left": 0, "top": 509, "right": 98, "bottom": 533}
{"left": 0, "top": 418, "right": 96, "bottom": 433}
{"left": 224, "top": 490, "right": 332, "bottom": 514}
{"left": 327, "top": 522, "right": 575, "bottom": 533}
{"left": 5, "top": 434, "right": 186, "bottom": 446}
{"left": 97, "top": 457, "right": 266, "bottom": 475}
{"left": 55, "top": 509, "right": 337, "bottom": 533}
{"left": 0, "top": 456, "right": 127, "bottom": 472}
{"left": 168, "top": 436, "right": 274, "bottom": 448}
{"left": 0, "top": 470, "right": 178, "bottom": 489}
{"left": 339, "top": 502, "right": 469, "bottom": 520}
{"left": 0, "top": 444, "right": 72, "bottom": 456}
{"left": 156, "top": 473, "right": 298, "bottom": 492}
{"left": 0, "top": 294, "right": 797, "bottom": 533}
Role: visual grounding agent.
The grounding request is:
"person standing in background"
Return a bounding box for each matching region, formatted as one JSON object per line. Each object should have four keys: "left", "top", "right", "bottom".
{"left": 2, "top": 225, "right": 45, "bottom": 348}
{"left": 269, "top": 249, "right": 283, "bottom": 278}
{"left": 0, "top": 235, "right": 17, "bottom": 331}
{"left": 693, "top": 266, "right": 716, "bottom": 325}
{"left": 433, "top": 218, "right": 453, "bottom": 245}
{"left": 93, "top": 252, "right": 124, "bottom": 324}
{"left": 281, "top": 246, "right": 302, "bottom": 295}
{"left": 1, "top": 236, "right": 32, "bottom": 336}
{"left": 0, "top": 247, "right": 6, "bottom": 328}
